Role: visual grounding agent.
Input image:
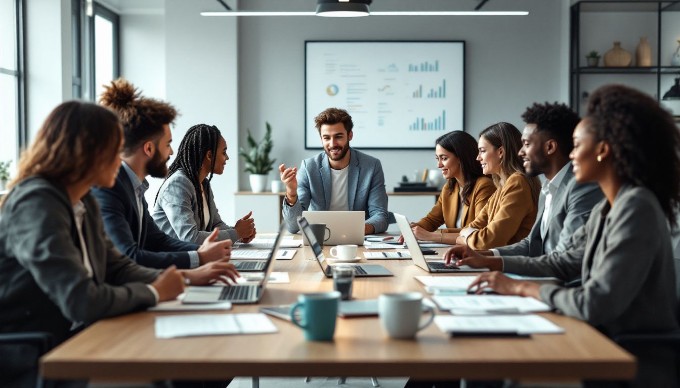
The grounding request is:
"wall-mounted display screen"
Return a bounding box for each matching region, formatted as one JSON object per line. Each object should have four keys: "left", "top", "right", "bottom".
{"left": 305, "top": 41, "right": 465, "bottom": 150}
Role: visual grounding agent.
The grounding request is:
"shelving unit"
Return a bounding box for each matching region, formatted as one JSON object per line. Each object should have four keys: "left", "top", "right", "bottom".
{"left": 570, "top": 1, "right": 680, "bottom": 116}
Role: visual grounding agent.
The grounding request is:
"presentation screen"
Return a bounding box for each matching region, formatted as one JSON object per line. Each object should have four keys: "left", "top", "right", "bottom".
{"left": 305, "top": 41, "right": 465, "bottom": 150}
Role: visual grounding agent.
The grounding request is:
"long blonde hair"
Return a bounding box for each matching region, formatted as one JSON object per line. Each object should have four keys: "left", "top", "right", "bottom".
{"left": 3, "top": 101, "right": 121, "bottom": 205}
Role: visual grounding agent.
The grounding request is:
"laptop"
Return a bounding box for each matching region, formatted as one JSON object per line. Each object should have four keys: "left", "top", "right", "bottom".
{"left": 301, "top": 210, "right": 365, "bottom": 246}
{"left": 298, "top": 216, "right": 392, "bottom": 277}
{"left": 393, "top": 213, "right": 488, "bottom": 273}
{"left": 181, "top": 224, "right": 284, "bottom": 304}
{"left": 260, "top": 299, "right": 382, "bottom": 320}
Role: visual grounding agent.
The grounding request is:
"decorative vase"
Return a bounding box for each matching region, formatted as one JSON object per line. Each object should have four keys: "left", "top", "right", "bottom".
{"left": 0, "top": 180, "right": 6, "bottom": 191}
{"left": 604, "top": 41, "right": 632, "bottom": 67}
{"left": 636, "top": 37, "right": 652, "bottom": 66}
{"left": 249, "top": 174, "right": 268, "bottom": 193}
{"left": 672, "top": 40, "right": 680, "bottom": 67}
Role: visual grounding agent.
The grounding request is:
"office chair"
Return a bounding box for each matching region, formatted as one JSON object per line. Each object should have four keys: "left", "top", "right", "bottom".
{"left": 0, "top": 331, "right": 54, "bottom": 388}
{"left": 613, "top": 257, "right": 680, "bottom": 388}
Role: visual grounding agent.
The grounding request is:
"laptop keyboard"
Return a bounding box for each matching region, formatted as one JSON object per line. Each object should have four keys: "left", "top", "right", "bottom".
{"left": 234, "top": 261, "right": 265, "bottom": 270}
{"left": 232, "top": 249, "right": 270, "bottom": 259}
{"left": 219, "top": 285, "right": 257, "bottom": 301}
{"left": 428, "top": 261, "right": 457, "bottom": 270}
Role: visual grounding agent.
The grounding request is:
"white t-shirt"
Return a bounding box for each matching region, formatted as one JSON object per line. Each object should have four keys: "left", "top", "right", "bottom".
{"left": 329, "top": 166, "right": 350, "bottom": 211}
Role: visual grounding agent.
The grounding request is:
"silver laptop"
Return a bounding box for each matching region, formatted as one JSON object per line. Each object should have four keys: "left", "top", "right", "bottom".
{"left": 301, "top": 210, "right": 365, "bottom": 246}
{"left": 394, "top": 213, "right": 488, "bottom": 273}
{"left": 298, "top": 216, "right": 392, "bottom": 277}
{"left": 181, "top": 224, "right": 284, "bottom": 304}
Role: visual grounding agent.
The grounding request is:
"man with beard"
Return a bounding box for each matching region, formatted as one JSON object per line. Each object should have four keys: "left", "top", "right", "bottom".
{"left": 92, "top": 78, "right": 232, "bottom": 270}
{"left": 449, "top": 102, "right": 603, "bottom": 267}
{"left": 279, "top": 107, "right": 388, "bottom": 234}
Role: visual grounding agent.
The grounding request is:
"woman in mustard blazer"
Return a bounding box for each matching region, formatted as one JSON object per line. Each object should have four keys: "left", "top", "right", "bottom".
{"left": 433, "top": 122, "right": 541, "bottom": 249}
{"left": 411, "top": 131, "right": 495, "bottom": 241}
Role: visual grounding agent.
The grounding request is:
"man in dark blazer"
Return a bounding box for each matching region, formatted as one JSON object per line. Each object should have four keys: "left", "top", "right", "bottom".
{"left": 93, "top": 78, "right": 231, "bottom": 270}
{"left": 478, "top": 102, "right": 603, "bottom": 259}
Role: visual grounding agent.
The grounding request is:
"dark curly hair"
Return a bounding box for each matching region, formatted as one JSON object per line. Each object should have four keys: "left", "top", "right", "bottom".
{"left": 435, "top": 131, "right": 484, "bottom": 206}
{"left": 159, "top": 124, "right": 222, "bottom": 229}
{"left": 521, "top": 102, "right": 580, "bottom": 157}
{"left": 99, "top": 78, "right": 178, "bottom": 155}
{"left": 586, "top": 84, "right": 680, "bottom": 227}
{"left": 314, "top": 107, "right": 354, "bottom": 133}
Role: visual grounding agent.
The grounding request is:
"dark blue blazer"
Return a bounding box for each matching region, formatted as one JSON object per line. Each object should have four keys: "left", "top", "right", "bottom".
{"left": 92, "top": 166, "right": 199, "bottom": 269}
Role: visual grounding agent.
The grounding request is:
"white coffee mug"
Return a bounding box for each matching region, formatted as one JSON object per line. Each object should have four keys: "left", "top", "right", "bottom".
{"left": 378, "top": 292, "right": 435, "bottom": 339}
{"left": 330, "top": 244, "right": 358, "bottom": 260}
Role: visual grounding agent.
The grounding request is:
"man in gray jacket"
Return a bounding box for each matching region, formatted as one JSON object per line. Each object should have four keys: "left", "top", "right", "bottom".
{"left": 473, "top": 102, "right": 603, "bottom": 260}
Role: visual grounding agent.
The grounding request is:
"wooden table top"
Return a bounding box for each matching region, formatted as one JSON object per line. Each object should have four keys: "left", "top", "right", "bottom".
{"left": 41, "top": 243, "right": 636, "bottom": 382}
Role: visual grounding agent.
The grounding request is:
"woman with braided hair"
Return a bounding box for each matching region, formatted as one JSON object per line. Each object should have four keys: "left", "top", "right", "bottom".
{"left": 153, "top": 124, "right": 257, "bottom": 244}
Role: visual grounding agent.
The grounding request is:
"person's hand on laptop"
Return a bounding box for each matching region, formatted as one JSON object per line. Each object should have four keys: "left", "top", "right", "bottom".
{"left": 181, "top": 260, "right": 240, "bottom": 286}
{"left": 412, "top": 225, "right": 437, "bottom": 241}
{"left": 443, "top": 244, "right": 502, "bottom": 271}
{"left": 279, "top": 163, "right": 298, "bottom": 205}
{"left": 198, "top": 228, "right": 232, "bottom": 264}
{"left": 235, "top": 211, "right": 257, "bottom": 243}
{"left": 150, "top": 265, "right": 185, "bottom": 302}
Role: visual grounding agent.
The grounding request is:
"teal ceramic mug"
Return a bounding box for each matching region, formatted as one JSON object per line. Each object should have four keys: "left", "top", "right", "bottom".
{"left": 290, "top": 291, "right": 341, "bottom": 341}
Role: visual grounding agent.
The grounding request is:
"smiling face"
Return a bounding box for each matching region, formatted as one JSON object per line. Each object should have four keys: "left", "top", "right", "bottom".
{"left": 519, "top": 124, "right": 549, "bottom": 177}
{"left": 210, "top": 136, "right": 229, "bottom": 175}
{"left": 569, "top": 120, "right": 601, "bottom": 183}
{"left": 477, "top": 136, "right": 502, "bottom": 176}
{"left": 435, "top": 144, "right": 461, "bottom": 181}
{"left": 320, "top": 122, "right": 352, "bottom": 167}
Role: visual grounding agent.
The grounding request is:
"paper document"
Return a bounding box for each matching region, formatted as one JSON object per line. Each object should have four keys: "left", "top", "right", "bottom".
{"left": 365, "top": 235, "right": 399, "bottom": 242}
{"left": 415, "top": 276, "right": 478, "bottom": 290}
{"left": 155, "top": 313, "right": 278, "bottom": 338}
{"left": 434, "top": 315, "right": 564, "bottom": 335}
{"left": 364, "top": 241, "right": 406, "bottom": 249}
{"left": 364, "top": 250, "right": 411, "bottom": 259}
{"left": 419, "top": 242, "right": 453, "bottom": 248}
{"left": 149, "top": 297, "right": 232, "bottom": 312}
{"left": 432, "top": 295, "right": 552, "bottom": 315}
{"left": 236, "top": 237, "right": 301, "bottom": 249}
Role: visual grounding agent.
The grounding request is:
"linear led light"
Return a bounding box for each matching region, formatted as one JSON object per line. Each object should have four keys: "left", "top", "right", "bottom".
{"left": 200, "top": 11, "right": 529, "bottom": 17}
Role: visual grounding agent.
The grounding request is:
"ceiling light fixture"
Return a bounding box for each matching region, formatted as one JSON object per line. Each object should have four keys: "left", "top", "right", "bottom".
{"left": 201, "top": 0, "right": 529, "bottom": 17}
{"left": 316, "top": 0, "right": 370, "bottom": 18}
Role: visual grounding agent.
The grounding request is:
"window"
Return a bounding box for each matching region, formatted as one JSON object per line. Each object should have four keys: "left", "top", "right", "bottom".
{"left": 72, "top": 0, "right": 120, "bottom": 101}
{"left": 0, "top": 0, "right": 25, "bottom": 176}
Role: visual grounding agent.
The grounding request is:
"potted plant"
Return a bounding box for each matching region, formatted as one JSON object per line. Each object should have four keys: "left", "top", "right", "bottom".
{"left": 239, "top": 122, "right": 276, "bottom": 192}
{"left": 0, "top": 160, "right": 11, "bottom": 191}
{"left": 586, "top": 50, "right": 600, "bottom": 67}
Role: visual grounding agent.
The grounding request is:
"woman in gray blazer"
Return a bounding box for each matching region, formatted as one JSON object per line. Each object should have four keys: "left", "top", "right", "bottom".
{"left": 153, "top": 124, "right": 256, "bottom": 244}
{"left": 0, "top": 102, "right": 238, "bottom": 386}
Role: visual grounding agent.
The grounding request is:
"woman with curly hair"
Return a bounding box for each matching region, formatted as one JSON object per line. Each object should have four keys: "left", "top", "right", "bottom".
{"left": 417, "top": 123, "right": 541, "bottom": 249}
{"left": 453, "top": 84, "right": 679, "bottom": 385}
{"left": 408, "top": 131, "right": 496, "bottom": 240}
{"left": 153, "top": 124, "right": 257, "bottom": 244}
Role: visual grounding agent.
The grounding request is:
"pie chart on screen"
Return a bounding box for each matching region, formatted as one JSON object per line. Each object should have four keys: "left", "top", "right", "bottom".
{"left": 326, "top": 84, "right": 339, "bottom": 96}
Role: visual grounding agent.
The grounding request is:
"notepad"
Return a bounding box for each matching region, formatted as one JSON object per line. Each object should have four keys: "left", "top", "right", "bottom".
{"left": 432, "top": 295, "right": 552, "bottom": 315}
{"left": 363, "top": 251, "right": 412, "bottom": 259}
{"left": 434, "top": 314, "right": 564, "bottom": 336}
{"left": 155, "top": 313, "right": 277, "bottom": 338}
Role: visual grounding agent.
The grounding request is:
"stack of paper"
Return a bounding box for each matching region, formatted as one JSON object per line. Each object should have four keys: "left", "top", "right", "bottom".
{"left": 363, "top": 251, "right": 411, "bottom": 259}
{"left": 155, "top": 313, "right": 278, "bottom": 338}
{"left": 415, "top": 275, "right": 478, "bottom": 294}
{"left": 434, "top": 315, "right": 564, "bottom": 336}
{"left": 432, "top": 295, "right": 551, "bottom": 315}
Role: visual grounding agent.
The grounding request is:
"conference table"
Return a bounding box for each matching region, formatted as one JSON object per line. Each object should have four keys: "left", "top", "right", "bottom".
{"left": 40, "top": 238, "right": 636, "bottom": 383}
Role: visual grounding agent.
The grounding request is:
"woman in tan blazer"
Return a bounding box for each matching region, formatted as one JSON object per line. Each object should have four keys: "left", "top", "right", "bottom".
{"left": 411, "top": 131, "right": 495, "bottom": 240}
{"left": 428, "top": 122, "right": 541, "bottom": 248}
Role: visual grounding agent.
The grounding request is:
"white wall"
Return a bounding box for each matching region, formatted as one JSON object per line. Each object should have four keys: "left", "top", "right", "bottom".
{"left": 120, "top": 13, "right": 165, "bottom": 98}
{"left": 236, "top": 0, "right": 568, "bottom": 192}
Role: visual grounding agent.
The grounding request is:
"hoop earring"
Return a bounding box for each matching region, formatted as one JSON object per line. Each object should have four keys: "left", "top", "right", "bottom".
{"left": 597, "top": 155, "right": 602, "bottom": 162}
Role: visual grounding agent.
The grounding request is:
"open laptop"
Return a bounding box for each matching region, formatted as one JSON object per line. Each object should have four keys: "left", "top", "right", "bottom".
{"left": 394, "top": 213, "right": 488, "bottom": 273}
{"left": 301, "top": 210, "right": 365, "bottom": 246}
{"left": 298, "top": 216, "right": 392, "bottom": 277}
{"left": 181, "top": 224, "right": 284, "bottom": 304}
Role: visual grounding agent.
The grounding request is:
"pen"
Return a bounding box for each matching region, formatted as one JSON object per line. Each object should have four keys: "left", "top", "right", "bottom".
{"left": 382, "top": 252, "right": 388, "bottom": 258}
{"left": 280, "top": 250, "right": 287, "bottom": 256}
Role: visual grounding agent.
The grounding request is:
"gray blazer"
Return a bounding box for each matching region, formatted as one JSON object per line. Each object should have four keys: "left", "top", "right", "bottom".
{"left": 0, "top": 177, "right": 159, "bottom": 345}
{"left": 497, "top": 164, "right": 603, "bottom": 256}
{"left": 153, "top": 170, "right": 239, "bottom": 243}
{"left": 282, "top": 148, "right": 389, "bottom": 234}
{"left": 504, "top": 184, "right": 678, "bottom": 337}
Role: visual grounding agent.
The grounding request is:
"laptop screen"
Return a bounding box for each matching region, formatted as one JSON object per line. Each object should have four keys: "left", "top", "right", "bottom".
{"left": 297, "top": 216, "right": 328, "bottom": 272}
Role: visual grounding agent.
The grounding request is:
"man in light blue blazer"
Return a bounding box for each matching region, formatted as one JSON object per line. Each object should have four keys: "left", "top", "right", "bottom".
{"left": 279, "top": 108, "right": 388, "bottom": 234}
{"left": 482, "top": 102, "right": 603, "bottom": 258}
